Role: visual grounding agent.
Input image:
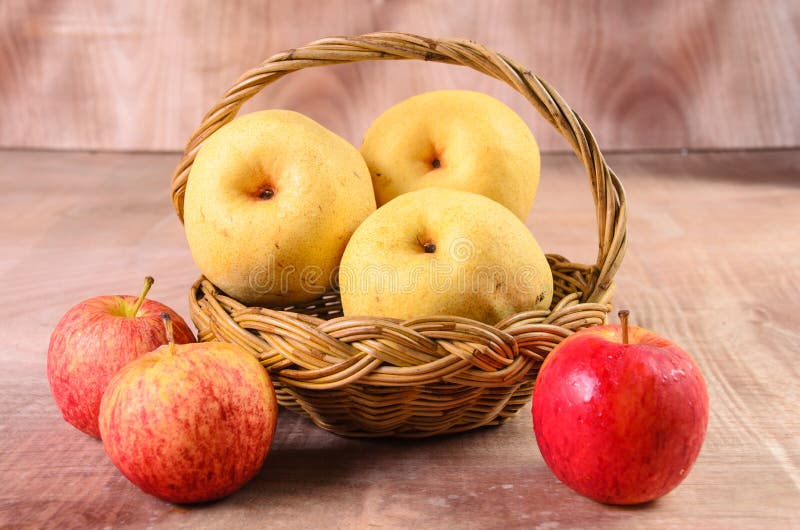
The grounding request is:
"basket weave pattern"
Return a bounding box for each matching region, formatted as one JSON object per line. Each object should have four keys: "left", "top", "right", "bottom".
{"left": 171, "top": 33, "right": 627, "bottom": 437}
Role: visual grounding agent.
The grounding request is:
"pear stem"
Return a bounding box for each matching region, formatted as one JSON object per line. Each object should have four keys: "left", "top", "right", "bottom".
{"left": 129, "top": 276, "right": 154, "bottom": 317}
{"left": 161, "top": 312, "right": 175, "bottom": 355}
{"left": 618, "top": 309, "right": 630, "bottom": 344}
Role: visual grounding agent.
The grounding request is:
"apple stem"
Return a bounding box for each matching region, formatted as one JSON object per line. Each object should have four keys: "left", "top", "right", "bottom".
{"left": 618, "top": 309, "right": 630, "bottom": 344}
{"left": 129, "top": 276, "right": 155, "bottom": 317}
{"left": 161, "top": 312, "right": 175, "bottom": 355}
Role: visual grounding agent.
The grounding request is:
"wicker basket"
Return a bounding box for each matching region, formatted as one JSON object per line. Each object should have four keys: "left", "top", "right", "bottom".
{"left": 170, "top": 32, "right": 627, "bottom": 438}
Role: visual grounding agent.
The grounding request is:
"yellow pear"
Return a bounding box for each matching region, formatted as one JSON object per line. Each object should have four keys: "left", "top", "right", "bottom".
{"left": 184, "top": 110, "right": 376, "bottom": 306}
{"left": 339, "top": 188, "right": 553, "bottom": 324}
{"left": 360, "top": 90, "right": 540, "bottom": 220}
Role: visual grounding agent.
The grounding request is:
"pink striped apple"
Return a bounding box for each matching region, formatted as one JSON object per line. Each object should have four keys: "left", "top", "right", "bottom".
{"left": 99, "top": 314, "right": 278, "bottom": 504}
{"left": 47, "top": 277, "right": 195, "bottom": 438}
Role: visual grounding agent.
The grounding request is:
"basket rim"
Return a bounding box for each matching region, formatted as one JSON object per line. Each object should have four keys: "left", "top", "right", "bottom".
{"left": 189, "top": 252, "right": 614, "bottom": 390}
{"left": 169, "top": 31, "right": 626, "bottom": 304}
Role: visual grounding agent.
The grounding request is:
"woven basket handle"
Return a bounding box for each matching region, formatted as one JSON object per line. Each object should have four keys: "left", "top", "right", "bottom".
{"left": 170, "top": 32, "right": 626, "bottom": 303}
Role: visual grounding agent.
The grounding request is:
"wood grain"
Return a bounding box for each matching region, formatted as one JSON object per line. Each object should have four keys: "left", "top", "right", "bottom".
{"left": 1, "top": 0, "right": 799, "bottom": 152}
{"left": 1, "top": 147, "right": 798, "bottom": 528}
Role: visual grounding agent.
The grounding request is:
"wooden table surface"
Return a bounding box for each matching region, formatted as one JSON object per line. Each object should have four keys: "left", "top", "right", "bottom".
{"left": 1, "top": 148, "right": 798, "bottom": 529}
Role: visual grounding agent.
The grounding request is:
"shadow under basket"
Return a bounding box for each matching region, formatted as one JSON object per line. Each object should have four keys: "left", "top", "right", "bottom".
{"left": 171, "top": 33, "right": 627, "bottom": 438}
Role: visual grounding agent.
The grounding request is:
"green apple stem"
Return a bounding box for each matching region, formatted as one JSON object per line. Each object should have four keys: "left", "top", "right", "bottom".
{"left": 161, "top": 312, "right": 175, "bottom": 355}
{"left": 129, "top": 276, "right": 155, "bottom": 317}
{"left": 618, "top": 309, "right": 630, "bottom": 344}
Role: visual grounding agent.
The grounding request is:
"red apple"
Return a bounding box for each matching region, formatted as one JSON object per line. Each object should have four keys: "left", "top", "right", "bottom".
{"left": 47, "top": 277, "right": 195, "bottom": 438}
{"left": 99, "top": 314, "right": 278, "bottom": 504}
{"left": 532, "top": 310, "right": 709, "bottom": 505}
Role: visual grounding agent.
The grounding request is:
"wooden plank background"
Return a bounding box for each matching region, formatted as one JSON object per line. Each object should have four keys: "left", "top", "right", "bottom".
{"left": 1, "top": 0, "right": 799, "bottom": 153}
